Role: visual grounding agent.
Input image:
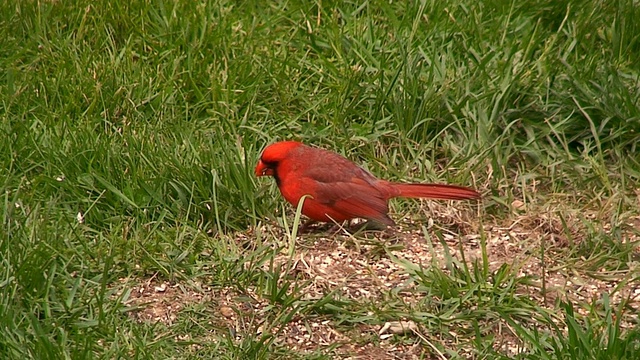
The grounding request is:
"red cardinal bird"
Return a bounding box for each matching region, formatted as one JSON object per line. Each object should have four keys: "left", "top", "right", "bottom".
{"left": 255, "top": 141, "right": 480, "bottom": 226}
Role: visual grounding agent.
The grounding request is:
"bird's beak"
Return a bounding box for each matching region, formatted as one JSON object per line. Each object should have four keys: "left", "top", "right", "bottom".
{"left": 255, "top": 160, "right": 274, "bottom": 177}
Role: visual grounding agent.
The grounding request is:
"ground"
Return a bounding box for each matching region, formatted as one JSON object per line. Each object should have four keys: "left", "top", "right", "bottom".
{"left": 119, "top": 199, "right": 640, "bottom": 358}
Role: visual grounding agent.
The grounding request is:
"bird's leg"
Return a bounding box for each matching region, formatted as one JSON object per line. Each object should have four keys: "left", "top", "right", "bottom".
{"left": 351, "top": 219, "right": 388, "bottom": 232}
{"left": 327, "top": 221, "right": 351, "bottom": 235}
{"left": 298, "top": 218, "right": 318, "bottom": 233}
{"left": 299, "top": 219, "right": 345, "bottom": 234}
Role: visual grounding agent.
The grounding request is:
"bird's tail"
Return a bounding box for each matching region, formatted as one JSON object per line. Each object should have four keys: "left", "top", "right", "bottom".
{"left": 391, "top": 183, "right": 480, "bottom": 200}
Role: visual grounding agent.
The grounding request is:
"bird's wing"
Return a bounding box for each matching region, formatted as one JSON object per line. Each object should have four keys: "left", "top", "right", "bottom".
{"left": 312, "top": 177, "right": 392, "bottom": 224}
{"left": 297, "top": 149, "right": 380, "bottom": 186}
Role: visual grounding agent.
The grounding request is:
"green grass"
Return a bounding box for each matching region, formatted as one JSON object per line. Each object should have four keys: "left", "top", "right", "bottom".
{"left": 2, "top": 0, "right": 639, "bottom": 358}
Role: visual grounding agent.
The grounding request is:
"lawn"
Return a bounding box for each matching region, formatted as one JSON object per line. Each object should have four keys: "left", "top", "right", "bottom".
{"left": 1, "top": 0, "right": 639, "bottom": 358}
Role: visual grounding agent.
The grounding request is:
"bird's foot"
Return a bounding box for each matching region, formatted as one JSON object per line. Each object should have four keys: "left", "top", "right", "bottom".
{"left": 349, "top": 219, "right": 388, "bottom": 232}
{"left": 298, "top": 218, "right": 319, "bottom": 233}
{"left": 298, "top": 219, "right": 343, "bottom": 234}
